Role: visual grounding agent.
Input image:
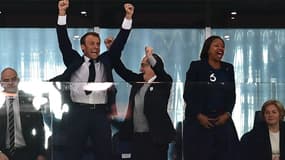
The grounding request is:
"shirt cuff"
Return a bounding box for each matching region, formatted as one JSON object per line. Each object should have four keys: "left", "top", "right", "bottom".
{"left": 121, "top": 18, "right": 132, "bottom": 30}
{"left": 58, "top": 15, "right": 67, "bottom": 25}
{"left": 226, "top": 112, "right": 232, "bottom": 117}
{"left": 148, "top": 55, "right": 157, "bottom": 67}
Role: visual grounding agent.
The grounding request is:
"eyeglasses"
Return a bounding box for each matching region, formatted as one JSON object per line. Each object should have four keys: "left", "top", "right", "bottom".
{"left": 140, "top": 63, "right": 150, "bottom": 68}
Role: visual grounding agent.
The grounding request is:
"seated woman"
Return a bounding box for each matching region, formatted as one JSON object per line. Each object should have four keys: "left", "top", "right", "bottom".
{"left": 241, "top": 100, "right": 285, "bottom": 160}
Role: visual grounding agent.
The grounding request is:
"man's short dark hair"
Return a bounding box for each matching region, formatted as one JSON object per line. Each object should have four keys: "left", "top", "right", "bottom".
{"left": 80, "top": 32, "right": 101, "bottom": 45}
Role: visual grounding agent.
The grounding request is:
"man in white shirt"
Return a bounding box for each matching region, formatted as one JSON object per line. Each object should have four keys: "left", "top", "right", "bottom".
{"left": 49, "top": 0, "right": 134, "bottom": 160}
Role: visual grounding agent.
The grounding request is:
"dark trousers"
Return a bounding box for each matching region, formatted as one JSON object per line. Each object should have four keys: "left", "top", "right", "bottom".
{"left": 63, "top": 103, "right": 112, "bottom": 160}
{"left": 3, "top": 147, "right": 38, "bottom": 160}
{"left": 132, "top": 133, "right": 169, "bottom": 160}
{"left": 183, "top": 120, "right": 240, "bottom": 160}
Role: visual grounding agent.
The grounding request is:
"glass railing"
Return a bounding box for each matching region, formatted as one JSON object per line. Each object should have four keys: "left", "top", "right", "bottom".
{"left": 0, "top": 81, "right": 284, "bottom": 160}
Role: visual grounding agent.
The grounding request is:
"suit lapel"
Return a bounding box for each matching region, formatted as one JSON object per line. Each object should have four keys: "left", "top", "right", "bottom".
{"left": 130, "top": 83, "right": 144, "bottom": 110}
{"left": 98, "top": 54, "right": 113, "bottom": 82}
{"left": 280, "top": 122, "right": 285, "bottom": 159}
{"left": 18, "top": 92, "right": 35, "bottom": 144}
{"left": 0, "top": 103, "right": 7, "bottom": 132}
{"left": 61, "top": 57, "right": 84, "bottom": 81}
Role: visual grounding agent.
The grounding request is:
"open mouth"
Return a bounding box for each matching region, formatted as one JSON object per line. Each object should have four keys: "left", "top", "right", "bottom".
{"left": 217, "top": 51, "right": 223, "bottom": 58}
{"left": 91, "top": 51, "right": 99, "bottom": 55}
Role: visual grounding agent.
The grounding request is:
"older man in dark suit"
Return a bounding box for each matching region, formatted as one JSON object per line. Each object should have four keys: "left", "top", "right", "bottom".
{"left": 0, "top": 67, "right": 45, "bottom": 160}
{"left": 49, "top": 0, "right": 134, "bottom": 160}
{"left": 110, "top": 46, "right": 175, "bottom": 160}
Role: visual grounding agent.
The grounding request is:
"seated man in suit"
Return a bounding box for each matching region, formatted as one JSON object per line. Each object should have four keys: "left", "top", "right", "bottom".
{"left": 0, "top": 67, "right": 45, "bottom": 160}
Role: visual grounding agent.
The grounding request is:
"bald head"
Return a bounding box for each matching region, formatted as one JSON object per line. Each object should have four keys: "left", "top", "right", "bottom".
{"left": 1, "top": 67, "right": 18, "bottom": 80}
{"left": 1, "top": 67, "right": 19, "bottom": 93}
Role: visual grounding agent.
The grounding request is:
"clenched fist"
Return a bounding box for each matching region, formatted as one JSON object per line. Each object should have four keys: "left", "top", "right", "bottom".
{"left": 104, "top": 36, "right": 114, "bottom": 50}
{"left": 58, "top": 0, "right": 69, "bottom": 16}
{"left": 124, "top": 3, "right": 134, "bottom": 20}
{"left": 145, "top": 46, "right": 153, "bottom": 58}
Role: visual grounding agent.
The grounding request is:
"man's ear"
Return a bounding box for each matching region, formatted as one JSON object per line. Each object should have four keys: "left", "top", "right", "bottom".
{"left": 81, "top": 44, "right": 85, "bottom": 53}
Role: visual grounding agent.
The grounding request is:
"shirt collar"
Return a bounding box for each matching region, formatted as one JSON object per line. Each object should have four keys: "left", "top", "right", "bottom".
{"left": 147, "top": 75, "right": 157, "bottom": 83}
{"left": 3, "top": 91, "right": 18, "bottom": 99}
{"left": 84, "top": 56, "right": 99, "bottom": 63}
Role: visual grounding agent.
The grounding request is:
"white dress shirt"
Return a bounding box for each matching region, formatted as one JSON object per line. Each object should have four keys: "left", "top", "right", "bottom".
{"left": 269, "top": 130, "right": 280, "bottom": 159}
{"left": 70, "top": 56, "right": 108, "bottom": 104}
{"left": 5, "top": 95, "right": 26, "bottom": 148}
{"left": 57, "top": 15, "right": 132, "bottom": 104}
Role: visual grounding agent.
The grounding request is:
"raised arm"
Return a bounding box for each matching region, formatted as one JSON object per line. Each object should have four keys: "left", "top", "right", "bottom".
{"left": 57, "top": 0, "right": 80, "bottom": 67}
{"left": 58, "top": 0, "right": 68, "bottom": 16}
{"left": 124, "top": 3, "right": 134, "bottom": 20}
{"left": 108, "top": 3, "right": 134, "bottom": 61}
{"left": 145, "top": 46, "right": 172, "bottom": 83}
{"left": 113, "top": 59, "right": 141, "bottom": 84}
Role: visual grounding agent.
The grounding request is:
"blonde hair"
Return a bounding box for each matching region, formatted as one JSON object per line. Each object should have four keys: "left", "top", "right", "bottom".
{"left": 261, "top": 99, "right": 285, "bottom": 121}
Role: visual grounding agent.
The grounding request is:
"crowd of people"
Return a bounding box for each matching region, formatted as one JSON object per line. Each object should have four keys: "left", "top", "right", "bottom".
{"left": 0, "top": 0, "right": 284, "bottom": 160}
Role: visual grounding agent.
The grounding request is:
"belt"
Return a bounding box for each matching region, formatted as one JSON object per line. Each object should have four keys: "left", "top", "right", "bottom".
{"left": 73, "top": 102, "right": 106, "bottom": 110}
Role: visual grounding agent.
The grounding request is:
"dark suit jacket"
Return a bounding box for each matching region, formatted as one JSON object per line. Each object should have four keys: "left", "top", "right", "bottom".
{"left": 183, "top": 60, "right": 239, "bottom": 160}
{"left": 112, "top": 58, "right": 175, "bottom": 145}
{"left": 50, "top": 25, "right": 131, "bottom": 111}
{"left": 183, "top": 60, "right": 236, "bottom": 120}
{"left": 241, "top": 121, "right": 285, "bottom": 160}
{"left": 0, "top": 91, "right": 45, "bottom": 154}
